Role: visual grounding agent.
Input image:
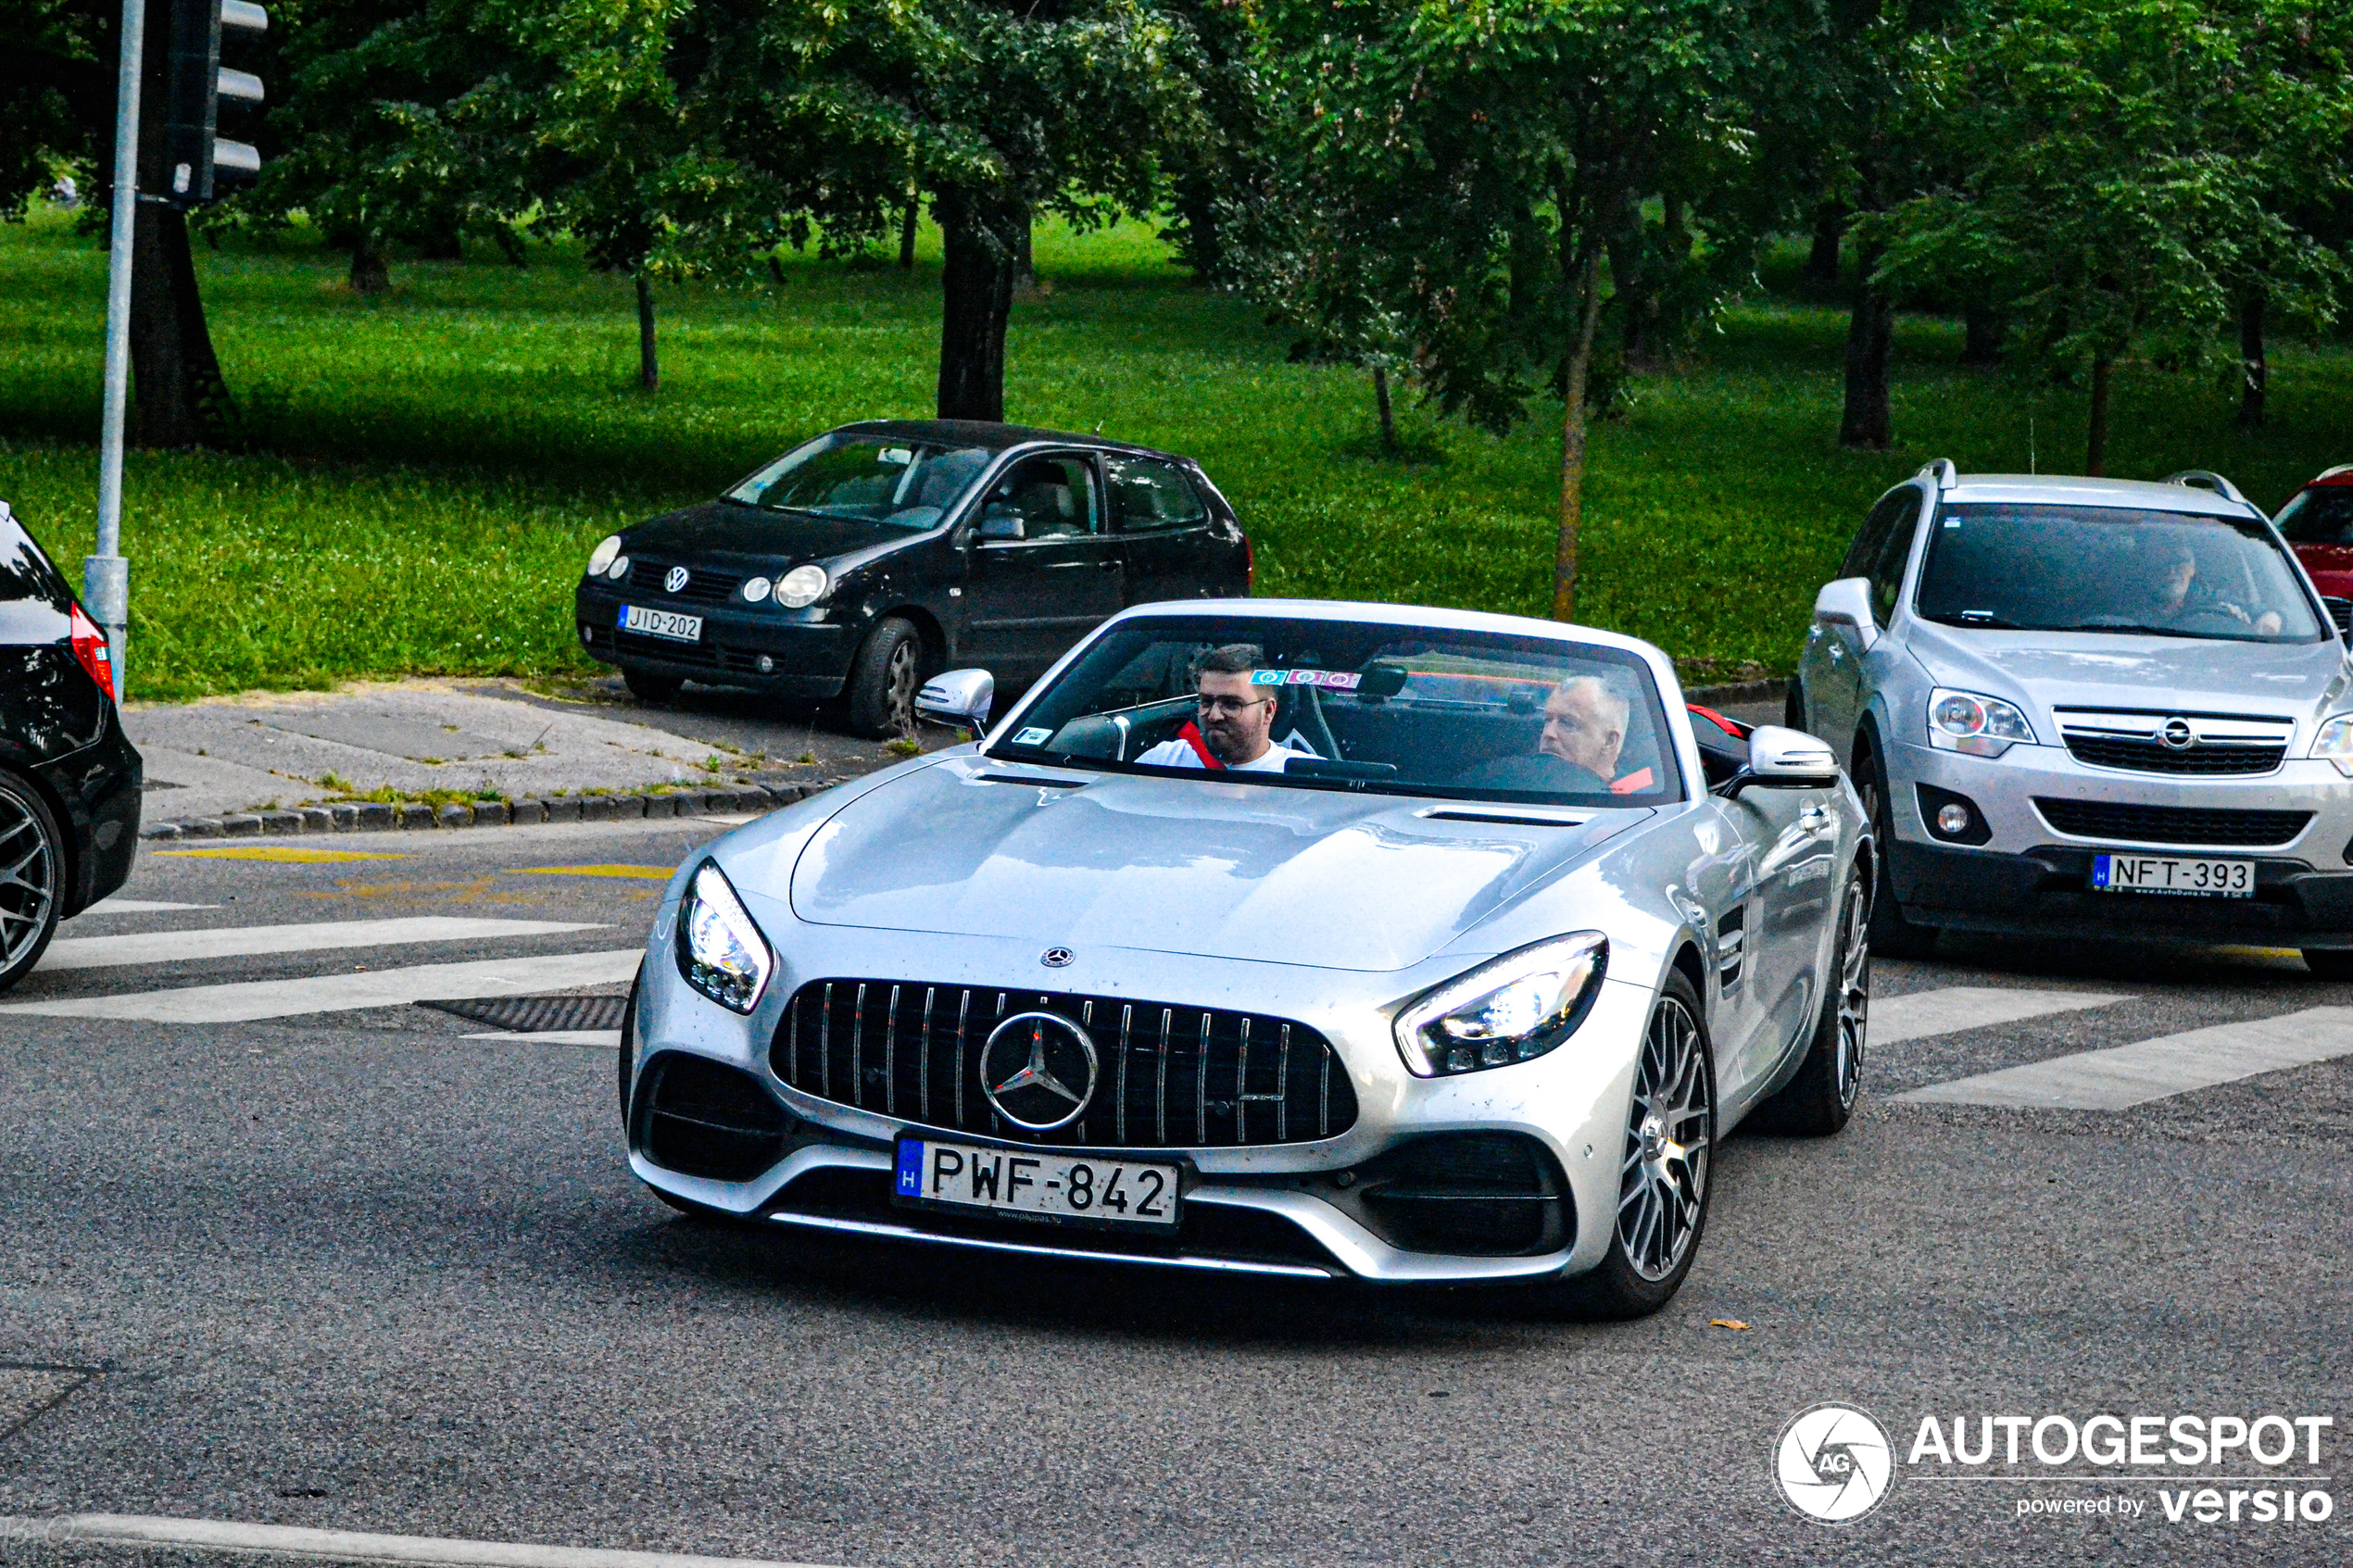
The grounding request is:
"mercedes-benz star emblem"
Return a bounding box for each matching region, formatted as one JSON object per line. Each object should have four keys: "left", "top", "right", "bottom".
{"left": 979, "top": 1011, "right": 1098, "bottom": 1131}
{"left": 1039, "top": 947, "right": 1074, "bottom": 968}
{"left": 2158, "top": 717, "right": 2196, "bottom": 750}
{"left": 664, "top": 566, "right": 690, "bottom": 594}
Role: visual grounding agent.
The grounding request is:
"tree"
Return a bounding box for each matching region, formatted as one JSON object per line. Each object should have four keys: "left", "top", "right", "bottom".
{"left": 1253, "top": 0, "right": 1780, "bottom": 620}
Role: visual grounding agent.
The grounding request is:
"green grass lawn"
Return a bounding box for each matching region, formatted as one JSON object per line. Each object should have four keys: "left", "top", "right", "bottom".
{"left": 4, "top": 208, "right": 2348, "bottom": 702}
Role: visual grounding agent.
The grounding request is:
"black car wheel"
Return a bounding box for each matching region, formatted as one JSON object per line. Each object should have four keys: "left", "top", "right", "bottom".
{"left": 623, "top": 666, "right": 683, "bottom": 706}
{"left": 0, "top": 771, "right": 64, "bottom": 995}
{"left": 845, "top": 617, "right": 925, "bottom": 739}
{"left": 1854, "top": 736, "right": 1939, "bottom": 960}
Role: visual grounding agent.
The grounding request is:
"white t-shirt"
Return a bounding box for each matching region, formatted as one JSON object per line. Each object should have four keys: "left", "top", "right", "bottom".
{"left": 1136, "top": 733, "right": 1320, "bottom": 772}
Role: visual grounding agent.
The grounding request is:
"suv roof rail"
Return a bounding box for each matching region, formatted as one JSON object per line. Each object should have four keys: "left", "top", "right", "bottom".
{"left": 2163, "top": 470, "right": 2247, "bottom": 504}
{"left": 1917, "top": 458, "right": 1957, "bottom": 490}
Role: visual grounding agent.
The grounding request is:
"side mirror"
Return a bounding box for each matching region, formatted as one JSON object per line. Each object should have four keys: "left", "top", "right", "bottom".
{"left": 916, "top": 669, "right": 994, "bottom": 736}
{"left": 975, "top": 505, "right": 1026, "bottom": 543}
{"left": 1813, "top": 576, "right": 1879, "bottom": 651}
{"left": 1719, "top": 724, "right": 1840, "bottom": 797}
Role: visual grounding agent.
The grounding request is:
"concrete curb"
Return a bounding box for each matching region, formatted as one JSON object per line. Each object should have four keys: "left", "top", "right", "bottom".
{"left": 138, "top": 781, "right": 843, "bottom": 843}
{"left": 1683, "top": 678, "right": 1788, "bottom": 711}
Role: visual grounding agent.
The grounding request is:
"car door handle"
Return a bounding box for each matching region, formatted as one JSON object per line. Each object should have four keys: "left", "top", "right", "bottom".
{"left": 1041, "top": 560, "right": 1086, "bottom": 570}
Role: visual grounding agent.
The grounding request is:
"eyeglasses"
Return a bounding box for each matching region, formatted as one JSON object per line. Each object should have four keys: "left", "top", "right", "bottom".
{"left": 1196, "top": 694, "right": 1274, "bottom": 717}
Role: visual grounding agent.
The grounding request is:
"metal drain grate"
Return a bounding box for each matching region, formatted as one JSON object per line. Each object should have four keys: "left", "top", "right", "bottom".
{"left": 418, "top": 994, "right": 630, "bottom": 1033}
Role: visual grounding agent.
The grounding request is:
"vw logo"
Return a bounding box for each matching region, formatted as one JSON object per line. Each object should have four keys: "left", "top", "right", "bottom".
{"left": 1774, "top": 1402, "right": 1894, "bottom": 1524}
{"left": 1039, "top": 947, "right": 1074, "bottom": 969}
{"left": 978, "top": 1011, "right": 1098, "bottom": 1131}
{"left": 663, "top": 566, "right": 690, "bottom": 594}
{"left": 2158, "top": 717, "right": 2196, "bottom": 750}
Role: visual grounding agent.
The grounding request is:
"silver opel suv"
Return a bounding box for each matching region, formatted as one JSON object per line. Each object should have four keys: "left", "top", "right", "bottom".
{"left": 1791, "top": 462, "right": 2353, "bottom": 976}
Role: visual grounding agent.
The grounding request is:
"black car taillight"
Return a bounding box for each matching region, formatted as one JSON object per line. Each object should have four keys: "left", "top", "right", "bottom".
{"left": 68, "top": 603, "right": 115, "bottom": 703}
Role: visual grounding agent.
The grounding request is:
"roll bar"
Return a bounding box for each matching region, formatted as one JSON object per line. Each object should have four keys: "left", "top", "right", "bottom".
{"left": 2163, "top": 470, "right": 2248, "bottom": 505}
{"left": 1917, "top": 458, "right": 1958, "bottom": 490}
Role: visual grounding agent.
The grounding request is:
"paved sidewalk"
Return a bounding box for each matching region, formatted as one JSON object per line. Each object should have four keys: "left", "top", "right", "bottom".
{"left": 128, "top": 676, "right": 946, "bottom": 836}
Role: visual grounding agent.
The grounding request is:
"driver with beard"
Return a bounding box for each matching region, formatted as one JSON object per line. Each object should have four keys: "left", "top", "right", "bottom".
{"left": 1135, "top": 644, "right": 1322, "bottom": 772}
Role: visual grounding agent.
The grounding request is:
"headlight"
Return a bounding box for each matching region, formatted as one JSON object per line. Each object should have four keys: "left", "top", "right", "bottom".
{"left": 586, "top": 534, "right": 622, "bottom": 577}
{"left": 674, "top": 860, "right": 773, "bottom": 1013}
{"left": 608, "top": 555, "right": 630, "bottom": 580}
{"left": 2312, "top": 715, "right": 2353, "bottom": 777}
{"left": 774, "top": 564, "right": 829, "bottom": 608}
{"left": 740, "top": 575, "right": 773, "bottom": 603}
{"left": 1928, "top": 687, "right": 2035, "bottom": 757}
{"left": 1394, "top": 932, "right": 1609, "bottom": 1076}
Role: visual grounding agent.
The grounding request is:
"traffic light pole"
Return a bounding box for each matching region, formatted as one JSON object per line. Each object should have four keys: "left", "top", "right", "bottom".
{"left": 90, "top": 0, "right": 145, "bottom": 704}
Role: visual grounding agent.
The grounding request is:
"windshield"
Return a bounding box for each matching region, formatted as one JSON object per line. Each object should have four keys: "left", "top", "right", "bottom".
{"left": 988, "top": 615, "right": 1684, "bottom": 806}
{"left": 1915, "top": 504, "right": 2323, "bottom": 642}
{"left": 2275, "top": 486, "right": 2353, "bottom": 547}
{"left": 725, "top": 434, "right": 990, "bottom": 529}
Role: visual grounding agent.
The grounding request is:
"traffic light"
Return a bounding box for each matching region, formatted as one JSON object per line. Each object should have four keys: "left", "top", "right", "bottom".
{"left": 163, "top": 0, "right": 268, "bottom": 205}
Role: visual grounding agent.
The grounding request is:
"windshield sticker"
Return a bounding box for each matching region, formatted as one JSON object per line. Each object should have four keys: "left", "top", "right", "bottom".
{"left": 1252, "top": 669, "right": 1363, "bottom": 690}
{"left": 1013, "top": 726, "right": 1052, "bottom": 746}
{"left": 876, "top": 446, "right": 913, "bottom": 466}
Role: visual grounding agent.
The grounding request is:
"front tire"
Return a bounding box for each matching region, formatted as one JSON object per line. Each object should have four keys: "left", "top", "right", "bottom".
{"left": 0, "top": 771, "right": 63, "bottom": 995}
{"left": 844, "top": 616, "right": 925, "bottom": 739}
{"left": 623, "top": 666, "right": 683, "bottom": 706}
{"left": 1753, "top": 861, "right": 1870, "bottom": 1135}
{"left": 1854, "top": 738, "right": 1939, "bottom": 960}
{"left": 1541, "top": 970, "right": 1716, "bottom": 1321}
{"left": 2303, "top": 949, "right": 2353, "bottom": 982}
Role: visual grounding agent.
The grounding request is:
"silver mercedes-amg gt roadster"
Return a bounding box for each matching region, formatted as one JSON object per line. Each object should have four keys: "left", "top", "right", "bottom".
{"left": 620, "top": 601, "right": 1871, "bottom": 1317}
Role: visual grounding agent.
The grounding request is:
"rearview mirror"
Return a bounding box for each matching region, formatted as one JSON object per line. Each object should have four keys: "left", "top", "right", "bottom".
{"left": 916, "top": 669, "right": 994, "bottom": 736}
{"left": 1813, "top": 576, "right": 1879, "bottom": 651}
{"left": 975, "top": 505, "right": 1026, "bottom": 543}
{"left": 1719, "top": 724, "right": 1840, "bottom": 797}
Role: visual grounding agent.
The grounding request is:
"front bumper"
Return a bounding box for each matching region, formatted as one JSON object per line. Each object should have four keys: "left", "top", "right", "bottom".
{"left": 1889, "top": 738, "right": 2353, "bottom": 946}
{"left": 575, "top": 582, "right": 852, "bottom": 696}
{"left": 623, "top": 890, "right": 1655, "bottom": 1286}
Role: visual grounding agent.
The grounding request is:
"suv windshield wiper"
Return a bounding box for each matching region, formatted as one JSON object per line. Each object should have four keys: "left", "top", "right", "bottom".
{"left": 2052, "top": 621, "right": 2230, "bottom": 639}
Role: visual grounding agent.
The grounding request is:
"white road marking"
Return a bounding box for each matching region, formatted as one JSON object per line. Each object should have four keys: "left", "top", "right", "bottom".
{"left": 463, "top": 1029, "right": 622, "bottom": 1048}
{"left": 0, "top": 1514, "right": 846, "bottom": 1568}
{"left": 38, "top": 917, "right": 604, "bottom": 972}
{"left": 78, "top": 897, "right": 220, "bottom": 914}
{"left": 0, "top": 950, "right": 644, "bottom": 1024}
{"left": 1873, "top": 985, "right": 2130, "bottom": 1046}
{"left": 1894, "top": 1006, "right": 2353, "bottom": 1110}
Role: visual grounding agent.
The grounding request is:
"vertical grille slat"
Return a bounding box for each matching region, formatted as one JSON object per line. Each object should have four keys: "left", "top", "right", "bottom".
{"left": 771, "top": 979, "right": 1354, "bottom": 1149}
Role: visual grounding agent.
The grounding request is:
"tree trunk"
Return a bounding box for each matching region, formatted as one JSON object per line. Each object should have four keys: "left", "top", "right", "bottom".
{"left": 1806, "top": 200, "right": 1845, "bottom": 293}
{"left": 130, "top": 203, "right": 234, "bottom": 447}
{"left": 635, "top": 273, "right": 659, "bottom": 394}
{"left": 899, "top": 194, "right": 919, "bottom": 270}
{"left": 1373, "top": 366, "right": 1396, "bottom": 452}
{"left": 1554, "top": 248, "right": 1605, "bottom": 623}
{"left": 349, "top": 236, "right": 389, "bottom": 295}
{"left": 2085, "top": 353, "right": 2112, "bottom": 476}
{"left": 2238, "top": 294, "right": 2267, "bottom": 432}
{"left": 1962, "top": 302, "right": 2003, "bottom": 367}
{"left": 1839, "top": 242, "right": 1894, "bottom": 449}
{"left": 936, "top": 187, "right": 1023, "bottom": 422}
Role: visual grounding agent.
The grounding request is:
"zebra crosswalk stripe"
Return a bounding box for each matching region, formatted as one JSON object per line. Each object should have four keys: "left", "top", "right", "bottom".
{"left": 1894, "top": 1007, "right": 2353, "bottom": 1110}
{"left": 1872, "top": 985, "right": 2130, "bottom": 1046}
{"left": 38, "top": 917, "right": 604, "bottom": 972}
{"left": 0, "top": 949, "right": 646, "bottom": 1024}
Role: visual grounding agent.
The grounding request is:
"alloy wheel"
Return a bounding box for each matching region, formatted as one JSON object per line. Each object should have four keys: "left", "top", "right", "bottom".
{"left": 1617, "top": 993, "right": 1712, "bottom": 1282}
{"left": 1833, "top": 870, "right": 1871, "bottom": 1109}
{"left": 0, "top": 789, "right": 57, "bottom": 974}
{"left": 884, "top": 637, "right": 920, "bottom": 735}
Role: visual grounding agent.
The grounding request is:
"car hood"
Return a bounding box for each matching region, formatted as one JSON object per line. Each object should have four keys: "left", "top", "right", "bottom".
{"left": 624, "top": 501, "right": 922, "bottom": 570}
{"left": 1906, "top": 622, "right": 2353, "bottom": 720}
{"left": 771, "top": 758, "right": 1645, "bottom": 972}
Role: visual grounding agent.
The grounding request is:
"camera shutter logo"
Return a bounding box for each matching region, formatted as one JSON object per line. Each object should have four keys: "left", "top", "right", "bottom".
{"left": 1775, "top": 1402, "right": 1894, "bottom": 1524}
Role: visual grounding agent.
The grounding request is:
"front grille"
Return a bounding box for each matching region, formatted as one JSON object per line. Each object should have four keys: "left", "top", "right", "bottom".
{"left": 770, "top": 980, "right": 1356, "bottom": 1149}
{"left": 623, "top": 559, "right": 749, "bottom": 607}
{"left": 2063, "top": 734, "right": 2285, "bottom": 775}
{"left": 2032, "top": 797, "right": 2312, "bottom": 847}
{"left": 635, "top": 1052, "right": 789, "bottom": 1181}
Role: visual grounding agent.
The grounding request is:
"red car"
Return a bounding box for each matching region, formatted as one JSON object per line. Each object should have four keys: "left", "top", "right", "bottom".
{"left": 2276, "top": 466, "right": 2353, "bottom": 622}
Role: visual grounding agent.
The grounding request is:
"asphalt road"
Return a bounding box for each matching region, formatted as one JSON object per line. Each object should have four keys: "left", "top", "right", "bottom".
{"left": 2, "top": 814, "right": 2348, "bottom": 1568}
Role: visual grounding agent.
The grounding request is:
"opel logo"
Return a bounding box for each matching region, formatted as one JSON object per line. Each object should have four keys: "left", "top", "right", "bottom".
{"left": 664, "top": 566, "right": 690, "bottom": 594}
{"left": 979, "top": 1011, "right": 1098, "bottom": 1131}
{"left": 2158, "top": 718, "right": 2196, "bottom": 750}
{"left": 1039, "top": 947, "right": 1074, "bottom": 969}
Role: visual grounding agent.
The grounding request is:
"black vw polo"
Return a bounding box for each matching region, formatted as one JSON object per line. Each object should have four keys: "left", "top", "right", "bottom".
{"left": 0, "top": 500, "right": 142, "bottom": 993}
{"left": 574, "top": 420, "right": 1252, "bottom": 735}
